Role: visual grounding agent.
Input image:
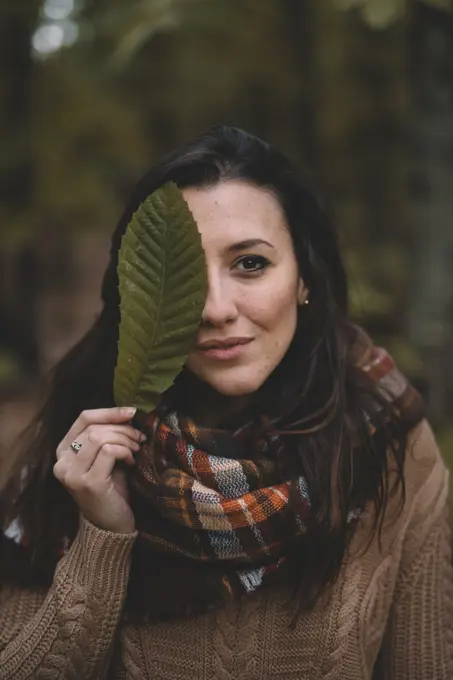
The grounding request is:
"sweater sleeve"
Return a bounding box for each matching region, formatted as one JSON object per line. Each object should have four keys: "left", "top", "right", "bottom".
{"left": 0, "top": 516, "right": 137, "bottom": 680}
{"left": 377, "top": 423, "right": 453, "bottom": 679}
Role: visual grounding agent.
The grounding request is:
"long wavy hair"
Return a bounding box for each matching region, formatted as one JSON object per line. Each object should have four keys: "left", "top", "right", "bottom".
{"left": 0, "top": 126, "right": 408, "bottom": 617}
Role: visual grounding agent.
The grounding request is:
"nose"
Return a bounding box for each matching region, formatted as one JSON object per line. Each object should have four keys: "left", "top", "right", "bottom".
{"left": 201, "top": 271, "right": 238, "bottom": 327}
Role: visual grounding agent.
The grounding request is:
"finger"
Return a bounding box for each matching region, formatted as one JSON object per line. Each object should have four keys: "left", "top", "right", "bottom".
{"left": 81, "top": 424, "right": 146, "bottom": 446}
{"left": 53, "top": 445, "right": 134, "bottom": 495}
{"left": 87, "top": 444, "right": 136, "bottom": 482}
{"left": 57, "top": 425, "right": 145, "bottom": 461}
{"left": 72, "top": 432, "right": 140, "bottom": 473}
{"left": 57, "top": 407, "right": 137, "bottom": 456}
{"left": 53, "top": 454, "right": 75, "bottom": 484}
{"left": 53, "top": 457, "right": 79, "bottom": 497}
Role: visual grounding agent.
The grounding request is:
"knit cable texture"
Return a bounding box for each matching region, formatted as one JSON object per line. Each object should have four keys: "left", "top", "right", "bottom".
{"left": 0, "top": 518, "right": 136, "bottom": 680}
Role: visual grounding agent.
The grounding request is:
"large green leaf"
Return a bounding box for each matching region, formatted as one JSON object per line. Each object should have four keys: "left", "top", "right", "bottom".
{"left": 114, "top": 181, "right": 207, "bottom": 414}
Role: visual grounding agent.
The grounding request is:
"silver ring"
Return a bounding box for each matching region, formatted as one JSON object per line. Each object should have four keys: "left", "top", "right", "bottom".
{"left": 70, "top": 440, "right": 82, "bottom": 453}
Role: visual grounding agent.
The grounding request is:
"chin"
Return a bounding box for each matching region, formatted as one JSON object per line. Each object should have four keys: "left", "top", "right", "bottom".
{"left": 212, "top": 384, "right": 258, "bottom": 397}
{"left": 201, "top": 374, "right": 266, "bottom": 397}
{"left": 186, "top": 363, "right": 273, "bottom": 398}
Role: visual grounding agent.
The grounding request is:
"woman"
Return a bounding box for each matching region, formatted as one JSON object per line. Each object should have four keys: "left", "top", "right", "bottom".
{"left": 0, "top": 126, "right": 451, "bottom": 679}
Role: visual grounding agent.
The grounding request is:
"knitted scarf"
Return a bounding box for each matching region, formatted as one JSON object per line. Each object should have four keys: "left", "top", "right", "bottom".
{"left": 124, "top": 327, "right": 425, "bottom": 621}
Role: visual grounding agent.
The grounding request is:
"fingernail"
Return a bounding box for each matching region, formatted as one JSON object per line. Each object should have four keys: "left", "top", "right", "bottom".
{"left": 139, "top": 433, "right": 147, "bottom": 442}
{"left": 123, "top": 406, "right": 137, "bottom": 417}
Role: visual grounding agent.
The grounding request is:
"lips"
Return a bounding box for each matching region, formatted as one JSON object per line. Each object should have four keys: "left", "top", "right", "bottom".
{"left": 195, "top": 337, "right": 254, "bottom": 362}
{"left": 196, "top": 337, "right": 253, "bottom": 350}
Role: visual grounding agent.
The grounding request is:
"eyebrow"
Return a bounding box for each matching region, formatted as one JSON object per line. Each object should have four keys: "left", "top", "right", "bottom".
{"left": 227, "top": 238, "right": 275, "bottom": 253}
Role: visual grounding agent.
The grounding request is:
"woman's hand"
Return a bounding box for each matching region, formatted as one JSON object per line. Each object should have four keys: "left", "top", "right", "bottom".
{"left": 53, "top": 407, "right": 145, "bottom": 534}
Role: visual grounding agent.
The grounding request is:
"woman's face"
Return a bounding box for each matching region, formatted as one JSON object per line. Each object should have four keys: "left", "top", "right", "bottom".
{"left": 183, "top": 180, "right": 308, "bottom": 397}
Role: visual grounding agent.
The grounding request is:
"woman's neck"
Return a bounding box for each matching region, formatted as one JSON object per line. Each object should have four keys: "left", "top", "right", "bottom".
{"left": 174, "top": 372, "right": 259, "bottom": 429}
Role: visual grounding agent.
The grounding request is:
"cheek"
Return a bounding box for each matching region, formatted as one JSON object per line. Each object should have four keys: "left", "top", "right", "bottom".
{"left": 246, "top": 279, "right": 299, "bottom": 336}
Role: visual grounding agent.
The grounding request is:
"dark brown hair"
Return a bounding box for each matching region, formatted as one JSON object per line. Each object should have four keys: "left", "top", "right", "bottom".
{"left": 0, "top": 126, "right": 408, "bottom": 617}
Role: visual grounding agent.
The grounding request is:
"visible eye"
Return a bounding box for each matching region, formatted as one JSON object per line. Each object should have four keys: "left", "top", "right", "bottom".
{"left": 233, "top": 255, "right": 271, "bottom": 274}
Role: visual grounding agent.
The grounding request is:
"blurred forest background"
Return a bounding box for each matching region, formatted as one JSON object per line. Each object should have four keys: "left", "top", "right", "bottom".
{"left": 1, "top": 0, "right": 453, "bottom": 476}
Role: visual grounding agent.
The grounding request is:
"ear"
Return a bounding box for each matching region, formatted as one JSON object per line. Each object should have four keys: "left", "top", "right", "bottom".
{"left": 297, "top": 279, "right": 309, "bottom": 306}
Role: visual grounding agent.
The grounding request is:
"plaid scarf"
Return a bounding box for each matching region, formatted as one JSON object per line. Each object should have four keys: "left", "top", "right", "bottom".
{"left": 350, "top": 326, "right": 424, "bottom": 428}
{"left": 132, "top": 412, "right": 311, "bottom": 595}
{"left": 124, "top": 327, "right": 425, "bottom": 620}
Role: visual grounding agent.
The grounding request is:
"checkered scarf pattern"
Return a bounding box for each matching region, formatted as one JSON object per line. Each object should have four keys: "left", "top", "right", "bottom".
{"left": 132, "top": 414, "right": 310, "bottom": 593}
{"left": 128, "top": 327, "right": 424, "bottom": 600}
{"left": 350, "top": 325, "right": 424, "bottom": 430}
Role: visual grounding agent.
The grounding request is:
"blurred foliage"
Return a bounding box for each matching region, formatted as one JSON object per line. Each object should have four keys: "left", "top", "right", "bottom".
{"left": 1, "top": 53, "right": 148, "bottom": 249}
{"left": 0, "top": 0, "right": 452, "bottom": 465}
{"left": 335, "top": 0, "right": 452, "bottom": 28}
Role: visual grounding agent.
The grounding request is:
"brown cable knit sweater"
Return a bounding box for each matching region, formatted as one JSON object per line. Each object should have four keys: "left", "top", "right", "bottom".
{"left": 0, "top": 420, "right": 452, "bottom": 679}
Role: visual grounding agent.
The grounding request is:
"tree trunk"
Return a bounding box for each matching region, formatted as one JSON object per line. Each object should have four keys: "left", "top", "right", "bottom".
{"left": 0, "top": 1, "right": 41, "bottom": 382}
{"left": 407, "top": 3, "right": 453, "bottom": 424}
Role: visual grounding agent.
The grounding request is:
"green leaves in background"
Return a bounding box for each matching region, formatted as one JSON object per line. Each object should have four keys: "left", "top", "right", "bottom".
{"left": 334, "top": 0, "right": 452, "bottom": 28}
{"left": 114, "top": 182, "right": 207, "bottom": 415}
